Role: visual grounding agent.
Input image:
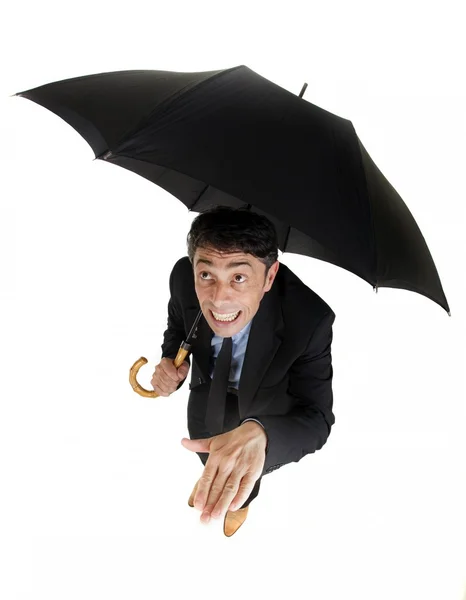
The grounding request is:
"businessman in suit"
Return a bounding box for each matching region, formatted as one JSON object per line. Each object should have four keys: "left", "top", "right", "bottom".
{"left": 151, "top": 206, "right": 336, "bottom": 536}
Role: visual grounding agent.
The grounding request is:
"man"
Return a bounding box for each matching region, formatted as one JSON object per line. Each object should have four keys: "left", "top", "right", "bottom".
{"left": 151, "top": 206, "right": 336, "bottom": 536}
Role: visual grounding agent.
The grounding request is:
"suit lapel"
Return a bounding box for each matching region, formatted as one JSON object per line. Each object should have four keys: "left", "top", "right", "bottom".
{"left": 185, "top": 276, "right": 284, "bottom": 419}
{"left": 237, "top": 280, "right": 284, "bottom": 418}
{"left": 185, "top": 305, "right": 214, "bottom": 384}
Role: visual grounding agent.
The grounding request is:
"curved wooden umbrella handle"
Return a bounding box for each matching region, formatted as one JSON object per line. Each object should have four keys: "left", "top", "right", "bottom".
{"left": 129, "top": 345, "right": 190, "bottom": 398}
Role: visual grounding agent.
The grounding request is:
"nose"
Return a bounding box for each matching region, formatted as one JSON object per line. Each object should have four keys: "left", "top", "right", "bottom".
{"left": 210, "top": 281, "right": 234, "bottom": 308}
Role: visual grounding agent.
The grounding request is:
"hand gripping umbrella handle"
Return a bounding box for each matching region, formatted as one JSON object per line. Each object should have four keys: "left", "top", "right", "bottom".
{"left": 129, "top": 309, "right": 203, "bottom": 398}
{"left": 129, "top": 342, "right": 192, "bottom": 398}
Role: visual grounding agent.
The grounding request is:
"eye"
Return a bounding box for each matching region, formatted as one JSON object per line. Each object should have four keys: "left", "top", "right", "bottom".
{"left": 199, "top": 272, "right": 246, "bottom": 283}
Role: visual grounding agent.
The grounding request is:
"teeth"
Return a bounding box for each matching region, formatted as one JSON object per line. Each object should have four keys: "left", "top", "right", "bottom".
{"left": 212, "top": 310, "right": 239, "bottom": 322}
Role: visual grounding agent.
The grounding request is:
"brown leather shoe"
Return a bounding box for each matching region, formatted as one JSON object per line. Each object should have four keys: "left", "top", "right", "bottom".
{"left": 188, "top": 479, "right": 199, "bottom": 507}
{"left": 223, "top": 506, "right": 249, "bottom": 537}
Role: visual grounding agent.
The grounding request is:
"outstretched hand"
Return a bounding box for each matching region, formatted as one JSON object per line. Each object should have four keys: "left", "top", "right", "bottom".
{"left": 181, "top": 422, "right": 267, "bottom": 523}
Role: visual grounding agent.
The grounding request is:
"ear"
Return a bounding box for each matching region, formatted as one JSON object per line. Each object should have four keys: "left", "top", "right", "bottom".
{"left": 264, "top": 261, "right": 279, "bottom": 292}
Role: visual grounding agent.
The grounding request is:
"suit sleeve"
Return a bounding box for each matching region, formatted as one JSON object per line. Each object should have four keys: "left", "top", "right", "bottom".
{"left": 253, "top": 310, "right": 335, "bottom": 476}
{"left": 160, "top": 262, "right": 191, "bottom": 391}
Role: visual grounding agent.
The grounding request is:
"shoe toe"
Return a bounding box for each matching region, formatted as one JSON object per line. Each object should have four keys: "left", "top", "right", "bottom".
{"left": 223, "top": 507, "right": 249, "bottom": 537}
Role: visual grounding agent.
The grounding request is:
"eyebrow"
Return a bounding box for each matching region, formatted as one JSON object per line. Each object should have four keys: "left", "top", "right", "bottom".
{"left": 195, "top": 258, "right": 253, "bottom": 270}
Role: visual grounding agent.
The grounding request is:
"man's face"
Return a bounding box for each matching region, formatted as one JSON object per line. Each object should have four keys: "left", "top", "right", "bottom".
{"left": 193, "top": 246, "right": 279, "bottom": 336}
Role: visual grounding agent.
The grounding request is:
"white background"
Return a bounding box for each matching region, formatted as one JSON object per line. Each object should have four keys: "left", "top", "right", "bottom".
{"left": 1, "top": 1, "right": 465, "bottom": 599}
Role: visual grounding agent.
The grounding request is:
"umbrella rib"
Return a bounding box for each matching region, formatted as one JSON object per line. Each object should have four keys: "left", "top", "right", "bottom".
{"left": 189, "top": 185, "right": 210, "bottom": 211}
{"left": 283, "top": 225, "right": 291, "bottom": 252}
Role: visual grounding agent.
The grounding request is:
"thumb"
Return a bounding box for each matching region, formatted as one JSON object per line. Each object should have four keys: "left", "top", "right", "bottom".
{"left": 178, "top": 362, "right": 189, "bottom": 379}
{"left": 181, "top": 437, "right": 211, "bottom": 453}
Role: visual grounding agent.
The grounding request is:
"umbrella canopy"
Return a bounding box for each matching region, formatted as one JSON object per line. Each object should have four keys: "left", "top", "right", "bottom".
{"left": 15, "top": 65, "right": 450, "bottom": 314}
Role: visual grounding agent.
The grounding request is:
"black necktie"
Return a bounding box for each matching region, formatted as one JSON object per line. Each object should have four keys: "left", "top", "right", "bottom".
{"left": 205, "top": 336, "right": 232, "bottom": 435}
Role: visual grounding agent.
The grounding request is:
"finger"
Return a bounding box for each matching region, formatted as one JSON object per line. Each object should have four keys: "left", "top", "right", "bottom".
{"left": 161, "top": 361, "right": 180, "bottom": 383}
{"left": 156, "top": 366, "right": 181, "bottom": 392}
{"left": 156, "top": 377, "right": 176, "bottom": 394}
{"left": 201, "top": 457, "right": 237, "bottom": 519}
{"left": 224, "top": 475, "right": 256, "bottom": 514}
{"left": 158, "top": 367, "right": 178, "bottom": 387}
{"left": 194, "top": 465, "right": 219, "bottom": 512}
{"left": 201, "top": 469, "right": 232, "bottom": 519}
{"left": 210, "top": 476, "right": 242, "bottom": 519}
{"left": 151, "top": 383, "right": 169, "bottom": 397}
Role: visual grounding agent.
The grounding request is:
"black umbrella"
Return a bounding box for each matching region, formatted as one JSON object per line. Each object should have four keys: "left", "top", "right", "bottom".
{"left": 14, "top": 66, "right": 451, "bottom": 395}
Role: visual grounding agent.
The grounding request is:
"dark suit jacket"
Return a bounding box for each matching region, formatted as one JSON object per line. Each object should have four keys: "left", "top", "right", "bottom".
{"left": 161, "top": 256, "right": 336, "bottom": 477}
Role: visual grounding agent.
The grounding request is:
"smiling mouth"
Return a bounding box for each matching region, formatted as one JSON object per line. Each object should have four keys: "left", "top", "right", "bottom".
{"left": 210, "top": 310, "right": 241, "bottom": 323}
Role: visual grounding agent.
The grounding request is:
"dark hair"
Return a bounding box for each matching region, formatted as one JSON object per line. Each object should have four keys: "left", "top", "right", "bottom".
{"left": 186, "top": 206, "right": 279, "bottom": 276}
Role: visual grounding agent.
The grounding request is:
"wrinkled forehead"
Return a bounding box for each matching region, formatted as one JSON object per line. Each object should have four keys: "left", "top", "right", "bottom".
{"left": 194, "top": 247, "right": 259, "bottom": 271}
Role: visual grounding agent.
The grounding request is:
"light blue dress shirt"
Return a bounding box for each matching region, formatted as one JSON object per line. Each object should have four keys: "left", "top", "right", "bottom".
{"left": 209, "top": 317, "right": 267, "bottom": 443}
{"left": 209, "top": 317, "right": 252, "bottom": 387}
